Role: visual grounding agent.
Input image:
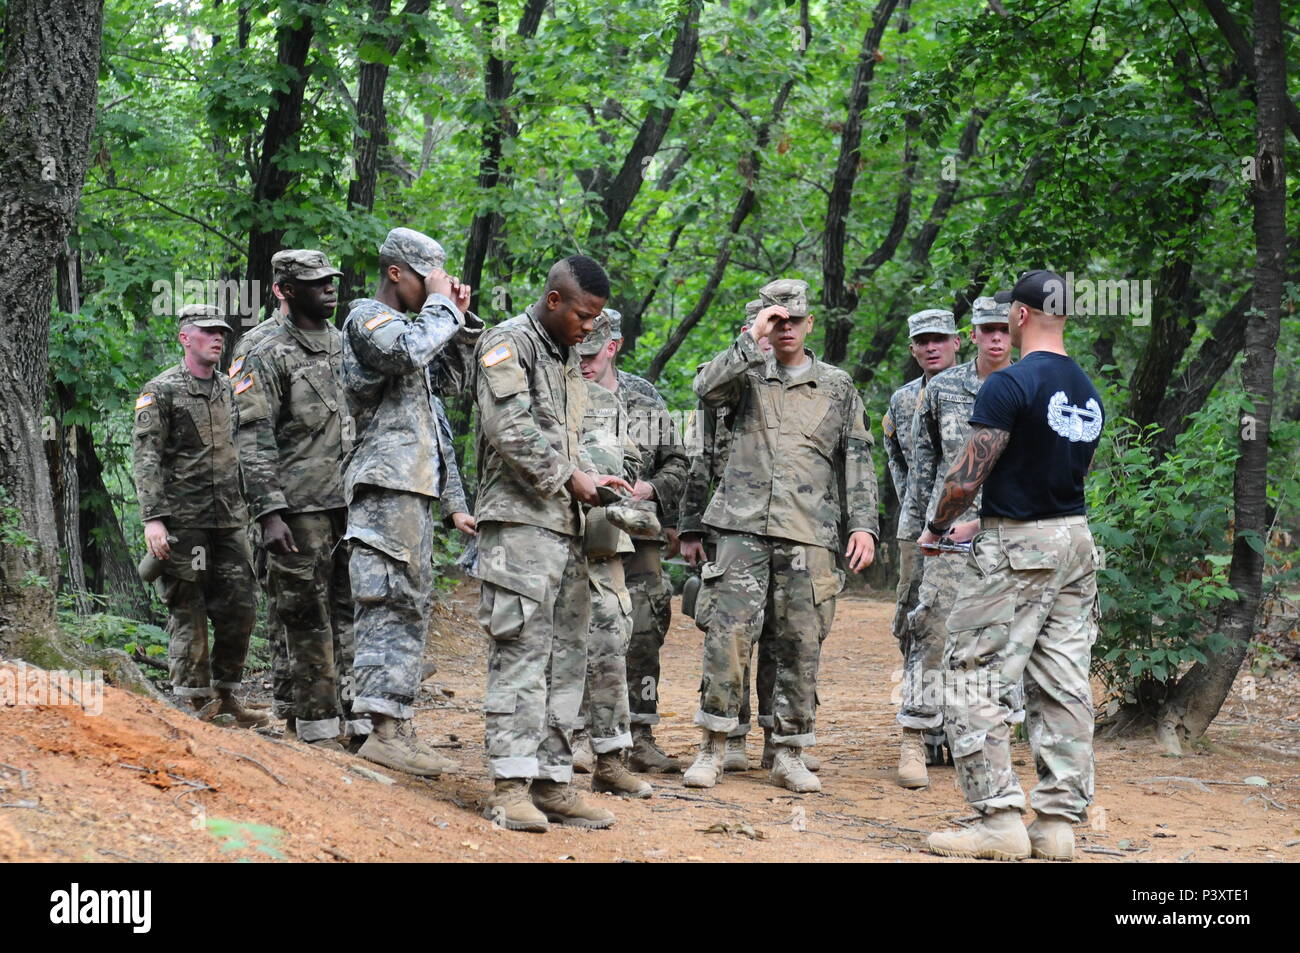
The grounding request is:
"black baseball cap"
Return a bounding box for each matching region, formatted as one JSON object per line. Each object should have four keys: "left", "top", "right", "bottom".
{"left": 994, "top": 270, "right": 1067, "bottom": 314}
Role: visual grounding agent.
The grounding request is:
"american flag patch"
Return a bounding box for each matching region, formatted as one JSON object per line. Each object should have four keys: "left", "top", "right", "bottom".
{"left": 135, "top": 392, "right": 155, "bottom": 410}
{"left": 234, "top": 374, "right": 254, "bottom": 395}
{"left": 229, "top": 356, "right": 245, "bottom": 377}
{"left": 364, "top": 312, "right": 394, "bottom": 331}
{"left": 481, "top": 344, "right": 512, "bottom": 368}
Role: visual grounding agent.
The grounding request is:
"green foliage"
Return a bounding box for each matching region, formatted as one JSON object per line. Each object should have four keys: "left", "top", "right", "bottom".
{"left": 0, "top": 486, "right": 36, "bottom": 551}
{"left": 1088, "top": 394, "right": 1241, "bottom": 702}
{"left": 61, "top": 593, "right": 169, "bottom": 658}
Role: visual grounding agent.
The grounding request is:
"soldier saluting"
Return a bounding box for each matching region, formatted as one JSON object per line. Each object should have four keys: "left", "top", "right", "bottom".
{"left": 684, "top": 279, "right": 879, "bottom": 794}
{"left": 132, "top": 304, "right": 264, "bottom": 726}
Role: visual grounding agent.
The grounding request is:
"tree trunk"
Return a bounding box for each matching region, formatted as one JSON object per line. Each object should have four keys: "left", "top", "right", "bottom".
{"left": 243, "top": 1, "right": 325, "bottom": 339}
{"left": 820, "top": 0, "right": 901, "bottom": 366}
{"left": 0, "top": 0, "right": 105, "bottom": 656}
{"left": 50, "top": 248, "right": 92, "bottom": 615}
{"left": 1156, "top": 0, "right": 1285, "bottom": 754}
{"left": 338, "top": 0, "right": 432, "bottom": 309}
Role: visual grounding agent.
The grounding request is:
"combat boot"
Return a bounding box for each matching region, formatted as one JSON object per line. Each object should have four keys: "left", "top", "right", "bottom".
{"left": 592, "top": 753, "right": 652, "bottom": 798}
{"left": 723, "top": 735, "right": 749, "bottom": 772}
{"left": 531, "top": 780, "right": 615, "bottom": 829}
{"left": 305, "top": 737, "right": 346, "bottom": 753}
{"left": 572, "top": 729, "right": 595, "bottom": 774}
{"left": 683, "top": 729, "right": 728, "bottom": 788}
{"left": 897, "top": 728, "right": 929, "bottom": 789}
{"left": 357, "top": 714, "right": 457, "bottom": 777}
{"left": 761, "top": 728, "right": 820, "bottom": 772}
{"left": 771, "top": 744, "right": 821, "bottom": 793}
{"left": 1027, "top": 814, "right": 1075, "bottom": 861}
{"left": 483, "top": 779, "right": 549, "bottom": 833}
{"left": 926, "top": 809, "right": 1030, "bottom": 861}
{"left": 628, "top": 726, "right": 680, "bottom": 773}
{"left": 214, "top": 688, "right": 270, "bottom": 728}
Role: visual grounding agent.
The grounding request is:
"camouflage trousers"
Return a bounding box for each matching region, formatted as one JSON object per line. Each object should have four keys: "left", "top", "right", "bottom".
{"left": 578, "top": 556, "right": 633, "bottom": 753}
{"left": 251, "top": 525, "right": 292, "bottom": 720}
{"left": 346, "top": 487, "right": 433, "bottom": 720}
{"left": 267, "top": 508, "right": 357, "bottom": 742}
{"left": 695, "top": 538, "right": 776, "bottom": 740}
{"left": 695, "top": 532, "right": 844, "bottom": 747}
{"left": 624, "top": 539, "right": 670, "bottom": 725}
{"left": 892, "top": 539, "right": 922, "bottom": 646}
{"left": 943, "top": 516, "right": 1100, "bottom": 823}
{"left": 478, "top": 521, "right": 590, "bottom": 781}
{"left": 157, "top": 526, "right": 256, "bottom": 698}
{"left": 901, "top": 549, "right": 1027, "bottom": 731}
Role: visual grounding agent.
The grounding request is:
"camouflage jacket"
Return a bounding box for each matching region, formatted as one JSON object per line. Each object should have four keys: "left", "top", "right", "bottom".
{"left": 232, "top": 320, "right": 349, "bottom": 520}
{"left": 132, "top": 362, "right": 248, "bottom": 529}
{"left": 678, "top": 376, "right": 734, "bottom": 537}
{"left": 614, "top": 369, "right": 688, "bottom": 538}
{"left": 473, "top": 306, "right": 596, "bottom": 536}
{"left": 582, "top": 381, "right": 643, "bottom": 554}
{"left": 341, "top": 294, "right": 475, "bottom": 502}
{"left": 694, "top": 333, "right": 879, "bottom": 550}
{"left": 883, "top": 376, "right": 925, "bottom": 541}
{"left": 228, "top": 313, "right": 287, "bottom": 372}
{"left": 911, "top": 359, "right": 1000, "bottom": 529}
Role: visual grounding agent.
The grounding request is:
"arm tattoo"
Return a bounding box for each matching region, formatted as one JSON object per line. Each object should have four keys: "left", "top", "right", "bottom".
{"left": 930, "top": 425, "right": 1010, "bottom": 529}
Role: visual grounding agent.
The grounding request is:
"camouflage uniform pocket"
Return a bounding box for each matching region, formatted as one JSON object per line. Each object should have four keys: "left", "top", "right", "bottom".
{"left": 694, "top": 561, "right": 726, "bottom": 630}
{"left": 1004, "top": 538, "right": 1061, "bottom": 571}
{"left": 478, "top": 584, "right": 536, "bottom": 642}
{"left": 810, "top": 563, "right": 846, "bottom": 607}
{"left": 484, "top": 690, "right": 518, "bottom": 714}
{"left": 948, "top": 726, "right": 998, "bottom": 801}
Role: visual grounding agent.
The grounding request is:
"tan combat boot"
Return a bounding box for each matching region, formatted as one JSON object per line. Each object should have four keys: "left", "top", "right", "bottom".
{"left": 761, "top": 728, "right": 821, "bottom": 772}
{"left": 926, "top": 809, "right": 1031, "bottom": 861}
{"left": 592, "top": 753, "right": 652, "bottom": 798}
{"left": 628, "top": 726, "right": 680, "bottom": 773}
{"left": 531, "top": 780, "right": 615, "bottom": 829}
{"left": 572, "top": 729, "right": 595, "bottom": 774}
{"left": 1027, "top": 814, "right": 1075, "bottom": 861}
{"left": 771, "top": 744, "right": 822, "bottom": 793}
{"left": 483, "top": 779, "right": 549, "bottom": 833}
{"left": 723, "top": 735, "right": 749, "bottom": 772}
{"left": 357, "top": 714, "right": 457, "bottom": 777}
{"left": 897, "top": 728, "right": 929, "bottom": 789}
{"left": 683, "top": 729, "right": 728, "bottom": 788}
{"left": 213, "top": 689, "right": 270, "bottom": 728}
{"left": 305, "top": 737, "right": 346, "bottom": 753}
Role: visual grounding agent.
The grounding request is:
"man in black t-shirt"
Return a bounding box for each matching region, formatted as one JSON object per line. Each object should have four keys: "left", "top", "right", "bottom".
{"left": 917, "top": 270, "right": 1103, "bottom": 862}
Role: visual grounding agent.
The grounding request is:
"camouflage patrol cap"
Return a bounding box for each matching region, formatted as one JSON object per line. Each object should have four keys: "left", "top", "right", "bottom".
{"left": 577, "top": 310, "right": 615, "bottom": 356}
{"left": 177, "top": 303, "right": 233, "bottom": 333}
{"left": 759, "top": 278, "right": 810, "bottom": 318}
{"left": 907, "top": 308, "right": 957, "bottom": 338}
{"left": 744, "top": 299, "right": 762, "bottom": 319}
{"left": 605, "top": 308, "right": 623, "bottom": 340}
{"left": 272, "top": 248, "right": 342, "bottom": 283}
{"left": 971, "top": 295, "right": 1011, "bottom": 326}
{"left": 378, "top": 227, "right": 446, "bottom": 277}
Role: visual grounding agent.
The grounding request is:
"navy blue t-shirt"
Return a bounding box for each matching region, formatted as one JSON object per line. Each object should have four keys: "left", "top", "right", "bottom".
{"left": 969, "top": 352, "right": 1103, "bottom": 520}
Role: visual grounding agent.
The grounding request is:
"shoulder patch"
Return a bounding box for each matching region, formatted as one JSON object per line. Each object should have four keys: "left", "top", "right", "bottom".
{"left": 481, "top": 343, "right": 512, "bottom": 368}
{"left": 135, "top": 392, "right": 155, "bottom": 410}
{"left": 228, "top": 356, "right": 245, "bottom": 377}
{"left": 364, "top": 312, "right": 394, "bottom": 332}
{"left": 234, "top": 374, "right": 255, "bottom": 395}
{"left": 881, "top": 412, "right": 895, "bottom": 439}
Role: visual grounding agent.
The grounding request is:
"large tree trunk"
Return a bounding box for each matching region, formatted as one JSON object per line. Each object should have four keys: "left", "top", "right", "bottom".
{"left": 49, "top": 248, "right": 91, "bottom": 615}
{"left": 1156, "top": 0, "right": 1285, "bottom": 753}
{"left": 0, "top": 0, "right": 105, "bottom": 656}
{"left": 338, "top": 0, "right": 432, "bottom": 308}
{"left": 243, "top": 1, "right": 324, "bottom": 339}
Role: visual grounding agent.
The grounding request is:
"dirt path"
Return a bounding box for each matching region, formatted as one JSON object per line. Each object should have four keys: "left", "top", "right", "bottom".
{"left": 2, "top": 588, "right": 1298, "bottom": 863}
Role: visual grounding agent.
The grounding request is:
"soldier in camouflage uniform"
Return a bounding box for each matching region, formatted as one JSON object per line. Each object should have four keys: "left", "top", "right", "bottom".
{"left": 473, "top": 256, "right": 633, "bottom": 832}
{"left": 229, "top": 279, "right": 293, "bottom": 724}
{"left": 341, "top": 228, "right": 479, "bottom": 776}
{"left": 679, "top": 301, "right": 822, "bottom": 775}
{"left": 883, "top": 309, "right": 961, "bottom": 787}
{"left": 685, "top": 279, "right": 879, "bottom": 794}
{"left": 922, "top": 271, "right": 1104, "bottom": 862}
{"left": 898, "top": 297, "right": 1015, "bottom": 786}
{"left": 570, "top": 312, "right": 653, "bottom": 798}
{"left": 132, "top": 304, "right": 264, "bottom": 726}
{"left": 578, "top": 309, "right": 690, "bottom": 773}
{"left": 234, "top": 250, "right": 363, "bottom": 750}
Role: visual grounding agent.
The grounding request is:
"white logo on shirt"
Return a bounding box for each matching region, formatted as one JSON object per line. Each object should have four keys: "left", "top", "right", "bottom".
{"left": 1046, "top": 391, "right": 1102, "bottom": 442}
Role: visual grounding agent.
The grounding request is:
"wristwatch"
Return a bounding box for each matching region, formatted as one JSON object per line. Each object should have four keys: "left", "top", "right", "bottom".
{"left": 927, "top": 520, "right": 951, "bottom": 536}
